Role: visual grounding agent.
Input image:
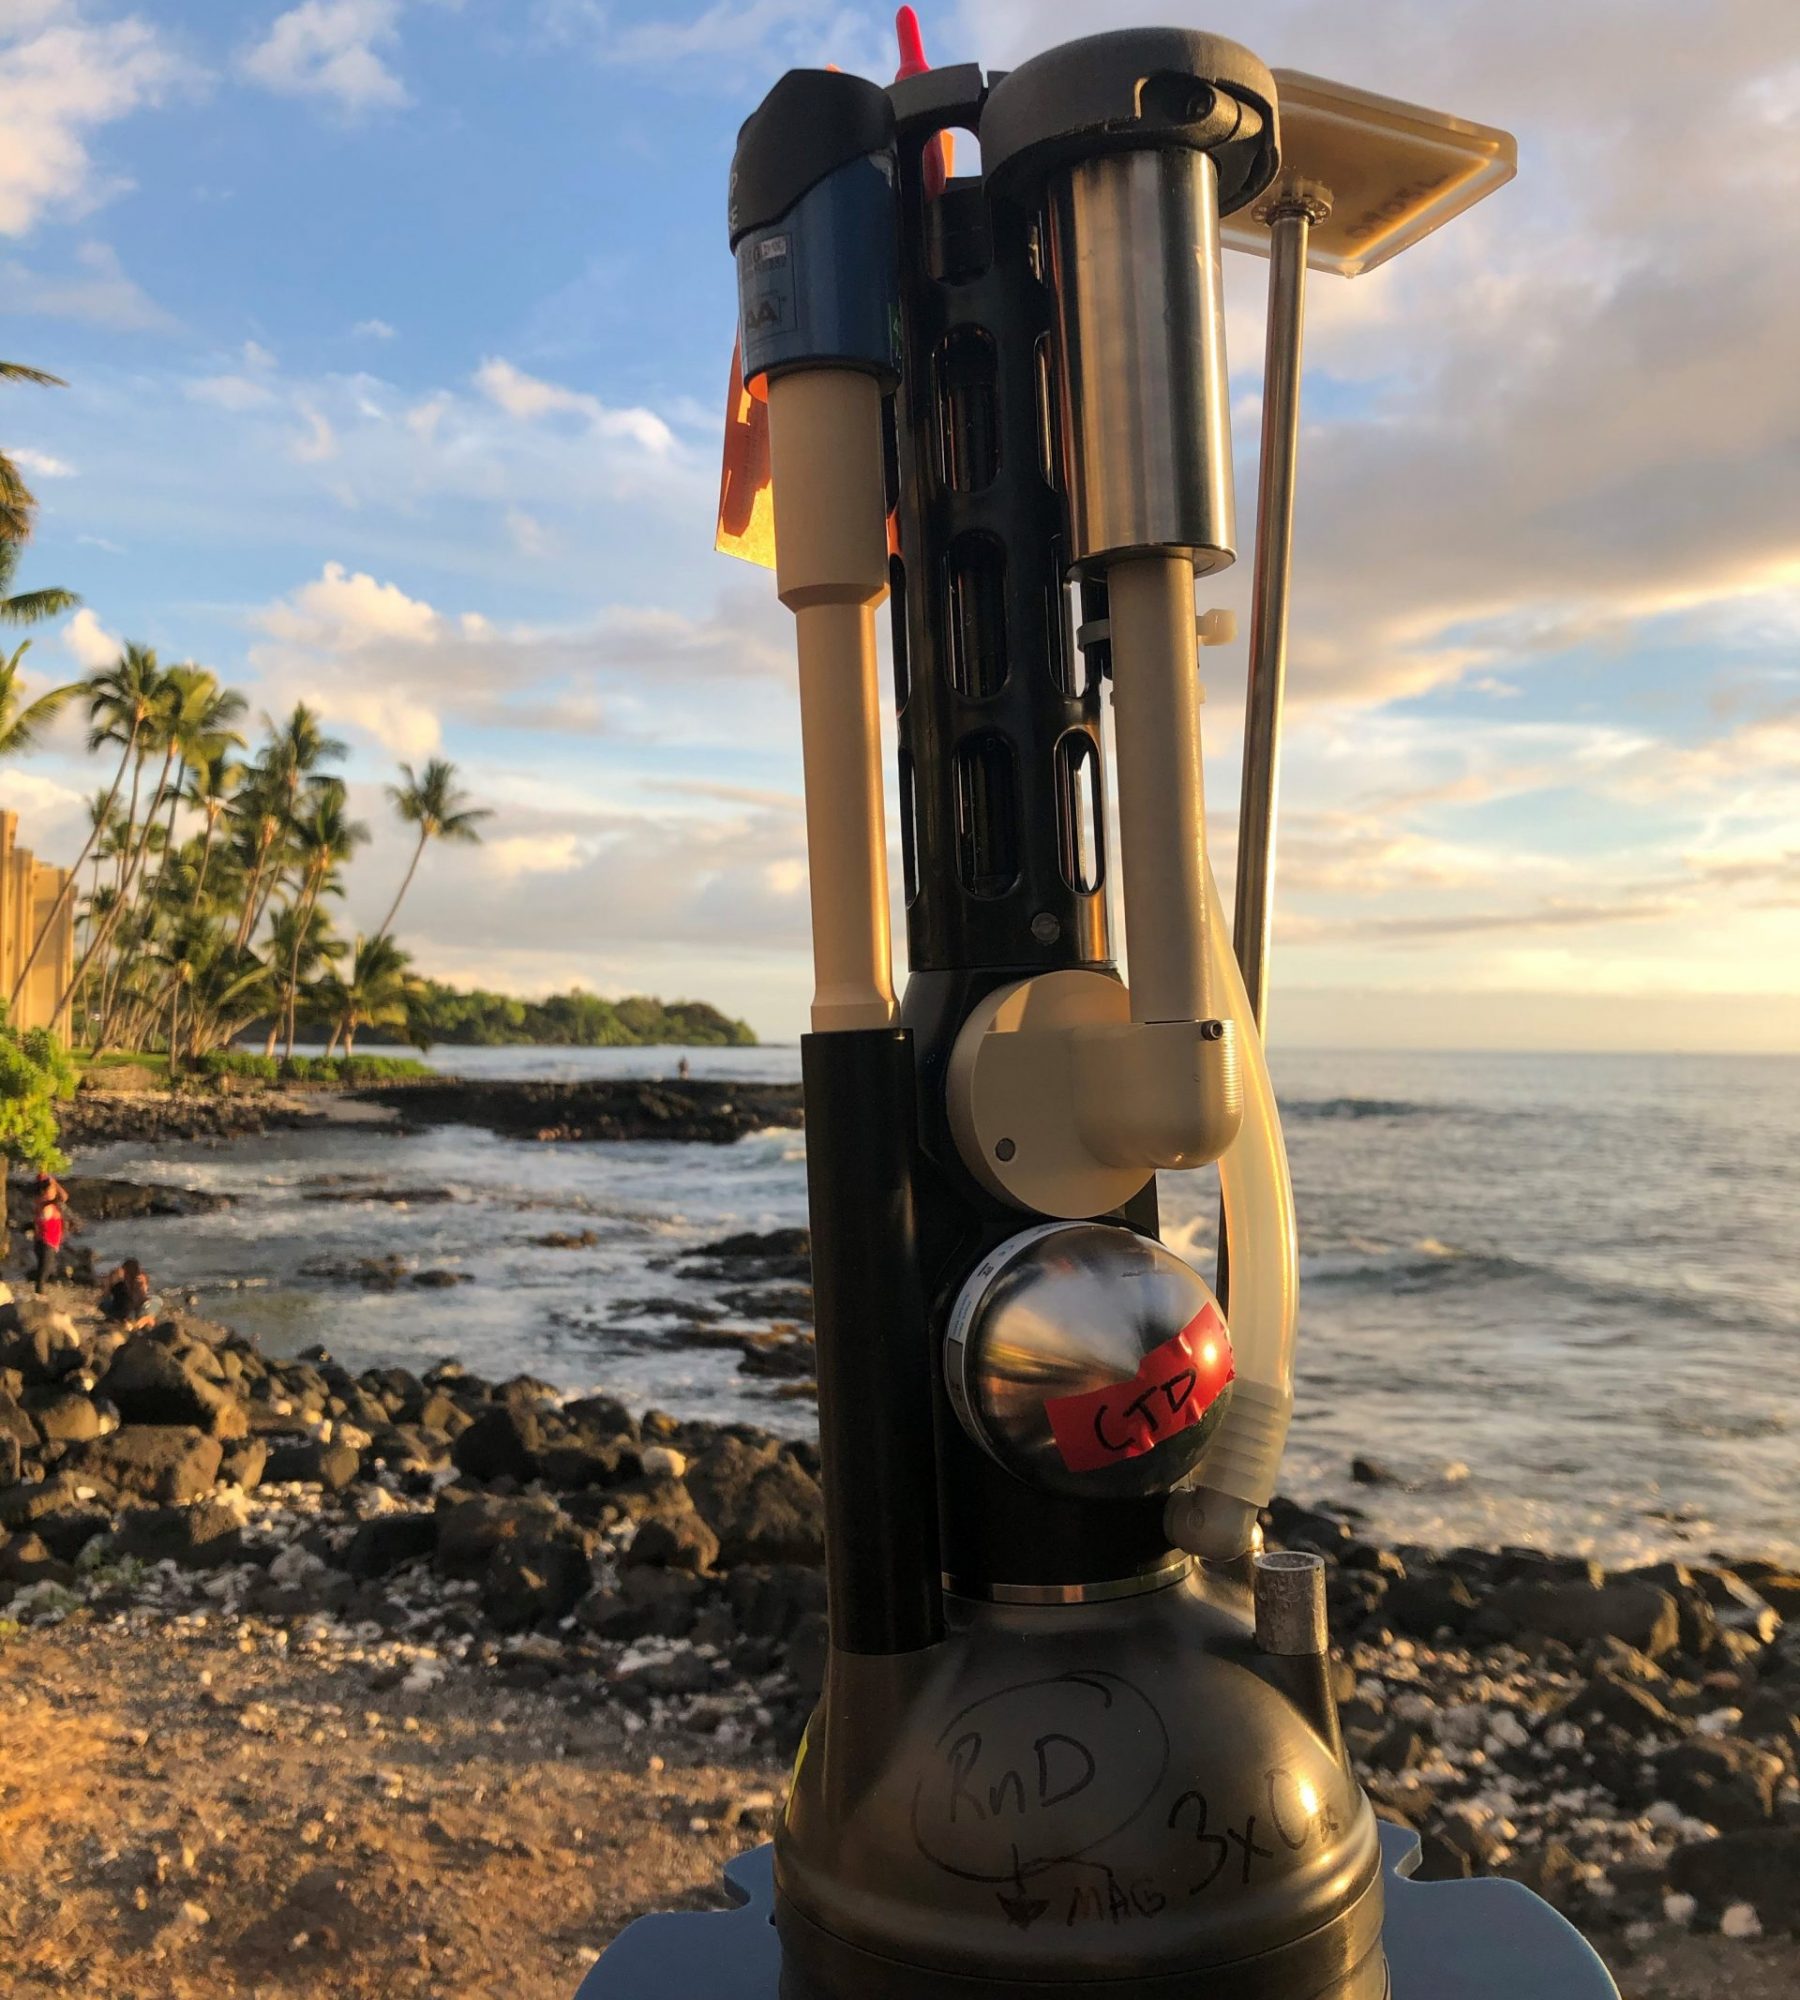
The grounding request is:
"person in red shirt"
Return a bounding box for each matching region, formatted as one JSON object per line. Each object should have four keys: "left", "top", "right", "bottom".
{"left": 32, "top": 1173, "right": 68, "bottom": 1296}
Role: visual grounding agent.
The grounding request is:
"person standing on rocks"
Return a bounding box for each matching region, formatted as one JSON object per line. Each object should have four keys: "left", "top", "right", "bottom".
{"left": 31, "top": 1174, "right": 68, "bottom": 1296}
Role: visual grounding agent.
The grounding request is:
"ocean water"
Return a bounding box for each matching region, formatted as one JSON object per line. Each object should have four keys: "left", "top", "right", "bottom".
{"left": 70, "top": 1045, "right": 1800, "bottom": 1567}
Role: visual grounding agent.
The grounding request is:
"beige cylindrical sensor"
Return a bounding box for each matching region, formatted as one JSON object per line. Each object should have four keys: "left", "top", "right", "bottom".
{"left": 766, "top": 367, "right": 897, "bottom": 1034}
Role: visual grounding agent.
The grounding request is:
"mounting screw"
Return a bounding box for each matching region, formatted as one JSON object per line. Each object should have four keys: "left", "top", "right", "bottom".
{"left": 995, "top": 1138, "right": 1017, "bottom": 1162}
{"left": 1031, "top": 911, "right": 1061, "bottom": 944}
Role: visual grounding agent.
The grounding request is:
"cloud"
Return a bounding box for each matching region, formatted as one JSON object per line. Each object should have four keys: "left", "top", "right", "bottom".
{"left": 351, "top": 316, "right": 396, "bottom": 339}
{"left": 245, "top": 561, "right": 793, "bottom": 757}
{"left": 290, "top": 401, "right": 338, "bottom": 462}
{"left": 0, "top": 6, "right": 192, "bottom": 235}
{"left": 0, "top": 238, "right": 173, "bottom": 328}
{"left": 240, "top": 0, "right": 409, "bottom": 114}
{"left": 473, "top": 357, "right": 677, "bottom": 456}
{"left": 0, "top": 769, "right": 87, "bottom": 857}
{"left": 531, "top": 0, "right": 886, "bottom": 77}
{"left": 183, "top": 338, "right": 281, "bottom": 410}
{"left": 185, "top": 373, "right": 277, "bottom": 411}
{"left": 479, "top": 831, "right": 584, "bottom": 880}
{"left": 392, "top": 790, "right": 814, "bottom": 971}
{"left": 505, "top": 506, "right": 554, "bottom": 558}
{"left": 7, "top": 445, "right": 72, "bottom": 478}
{"left": 154, "top": 345, "right": 702, "bottom": 531}
{"left": 61, "top": 604, "right": 120, "bottom": 668}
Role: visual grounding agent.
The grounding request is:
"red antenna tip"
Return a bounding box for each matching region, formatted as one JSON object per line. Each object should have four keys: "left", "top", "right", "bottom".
{"left": 894, "top": 5, "right": 928, "bottom": 79}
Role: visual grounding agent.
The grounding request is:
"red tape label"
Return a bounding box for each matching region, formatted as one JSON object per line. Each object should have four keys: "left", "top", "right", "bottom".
{"left": 1042, "top": 1305, "right": 1234, "bottom": 1475}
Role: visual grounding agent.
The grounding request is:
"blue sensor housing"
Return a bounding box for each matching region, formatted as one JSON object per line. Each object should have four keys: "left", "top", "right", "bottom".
{"left": 736, "top": 154, "right": 901, "bottom": 388}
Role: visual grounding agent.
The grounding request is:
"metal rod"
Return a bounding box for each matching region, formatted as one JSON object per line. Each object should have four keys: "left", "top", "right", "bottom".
{"left": 1219, "top": 198, "right": 1319, "bottom": 1310}
{"left": 1232, "top": 201, "right": 1318, "bottom": 1030}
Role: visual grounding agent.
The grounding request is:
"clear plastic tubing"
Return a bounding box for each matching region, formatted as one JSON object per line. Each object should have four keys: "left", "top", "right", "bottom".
{"left": 1173, "top": 852, "right": 1299, "bottom": 1559}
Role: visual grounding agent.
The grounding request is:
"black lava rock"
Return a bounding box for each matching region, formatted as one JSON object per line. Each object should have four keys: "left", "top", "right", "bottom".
{"left": 451, "top": 1403, "right": 541, "bottom": 1484}
{"left": 101, "top": 1335, "right": 246, "bottom": 1438}
{"left": 1653, "top": 1736, "right": 1784, "bottom": 1831}
{"left": 623, "top": 1510, "right": 719, "bottom": 1576}
{"left": 684, "top": 1437, "right": 825, "bottom": 1568}
{"left": 1666, "top": 1826, "right": 1800, "bottom": 1929}
{"left": 343, "top": 1511, "right": 439, "bottom": 1580}
{"left": 1488, "top": 1578, "right": 1681, "bottom": 1659}
{"left": 480, "top": 1520, "right": 593, "bottom": 1631}
{"left": 27, "top": 1389, "right": 102, "bottom": 1445}
{"left": 263, "top": 1437, "right": 361, "bottom": 1491}
{"left": 112, "top": 1499, "right": 247, "bottom": 1569}
{"left": 74, "top": 1426, "right": 223, "bottom": 1504}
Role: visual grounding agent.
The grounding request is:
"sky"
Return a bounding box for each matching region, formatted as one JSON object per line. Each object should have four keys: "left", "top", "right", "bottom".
{"left": 1, "top": 0, "right": 1797, "bottom": 1050}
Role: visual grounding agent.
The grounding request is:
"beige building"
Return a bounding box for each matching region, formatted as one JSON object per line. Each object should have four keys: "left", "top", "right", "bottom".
{"left": 0, "top": 809, "right": 74, "bottom": 1039}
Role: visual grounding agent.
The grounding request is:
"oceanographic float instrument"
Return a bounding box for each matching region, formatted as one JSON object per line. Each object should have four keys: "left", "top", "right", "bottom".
{"left": 582, "top": 17, "right": 1619, "bottom": 2000}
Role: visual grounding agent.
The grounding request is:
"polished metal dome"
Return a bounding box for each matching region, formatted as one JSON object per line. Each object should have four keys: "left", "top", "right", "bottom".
{"left": 944, "top": 1220, "right": 1235, "bottom": 1499}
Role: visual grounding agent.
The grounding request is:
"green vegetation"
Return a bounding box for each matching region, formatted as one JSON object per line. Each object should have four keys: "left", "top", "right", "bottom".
{"left": 191, "top": 1050, "right": 433, "bottom": 1084}
{"left": 0, "top": 1002, "right": 77, "bottom": 1171}
{"left": 3, "top": 652, "right": 488, "bottom": 1065}
{"left": 409, "top": 983, "right": 755, "bottom": 1048}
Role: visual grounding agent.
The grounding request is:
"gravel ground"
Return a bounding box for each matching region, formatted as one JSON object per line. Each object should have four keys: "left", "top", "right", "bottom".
{"left": 0, "top": 1615, "right": 781, "bottom": 1999}
{"left": 3, "top": 1617, "right": 1794, "bottom": 2000}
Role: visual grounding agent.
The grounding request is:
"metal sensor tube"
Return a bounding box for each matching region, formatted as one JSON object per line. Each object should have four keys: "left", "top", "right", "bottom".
{"left": 1106, "top": 554, "right": 1216, "bottom": 1027}
{"left": 1045, "top": 147, "right": 1236, "bottom": 572}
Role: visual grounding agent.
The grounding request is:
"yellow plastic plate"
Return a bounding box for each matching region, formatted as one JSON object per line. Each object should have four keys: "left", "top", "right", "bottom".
{"left": 1222, "top": 69, "right": 1517, "bottom": 277}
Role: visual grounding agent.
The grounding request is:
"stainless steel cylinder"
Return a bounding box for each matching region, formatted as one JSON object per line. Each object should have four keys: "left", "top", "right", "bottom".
{"left": 1254, "top": 1549, "right": 1330, "bottom": 1656}
{"left": 1045, "top": 146, "right": 1236, "bottom": 572}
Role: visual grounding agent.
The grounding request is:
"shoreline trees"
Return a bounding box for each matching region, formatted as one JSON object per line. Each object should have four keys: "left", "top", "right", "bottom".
{"left": 18, "top": 666, "right": 486, "bottom": 1064}
{"left": 3, "top": 355, "right": 754, "bottom": 1064}
{"left": 376, "top": 758, "right": 491, "bottom": 941}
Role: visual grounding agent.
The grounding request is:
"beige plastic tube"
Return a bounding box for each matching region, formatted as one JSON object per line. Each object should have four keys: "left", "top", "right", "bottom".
{"left": 766, "top": 368, "right": 897, "bottom": 1033}
{"left": 1105, "top": 554, "right": 1214, "bottom": 1026}
{"left": 1168, "top": 851, "right": 1298, "bottom": 1560}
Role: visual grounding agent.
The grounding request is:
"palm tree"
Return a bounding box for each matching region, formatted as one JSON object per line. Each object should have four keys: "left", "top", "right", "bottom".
{"left": 274, "top": 781, "right": 366, "bottom": 1052}
{"left": 264, "top": 702, "right": 347, "bottom": 812}
{"left": 234, "top": 704, "right": 346, "bottom": 947}
{"left": 267, "top": 900, "right": 346, "bottom": 1058}
{"left": 63, "top": 654, "right": 184, "bottom": 1022}
{"left": 184, "top": 752, "right": 241, "bottom": 901}
{"left": 14, "top": 643, "right": 161, "bottom": 1011}
{"left": 0, "top": 543, "right": 79, "bottom": 632}
{"left": 84, "top": 789, "right": 120, "bottom": 907}
{"left": 157, "top": 917, "right": 269, "bottom": 1063}
{"left": 0, "top": 640, "right": 79, "bottom": 757}
{"left": 313, "top": 932, "right": 415, "bottom": 1055}
{"left": 140, "top": 664, "right": 246, "bottom": 909}
{"left": 375, "top": 757, "right": 491, "bottom": 939}
{"left": 1, "top": 360, "right": 73, "bottom": 547}
{"left": 2, "top": 361, "right": 79, "bottom": 634}
{"left": 230, "top": 760, "right": 288, "bottom": 949}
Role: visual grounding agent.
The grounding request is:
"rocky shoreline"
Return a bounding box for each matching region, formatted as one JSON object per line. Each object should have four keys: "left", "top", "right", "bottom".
{"left": 2, "top": 1258, "right": 1797, "bottom": 1982}
{"left": 56, "top": 1087, "right": 332, "bottom": 1151}
{"left": 353, "top": 1076, "right": 804, "bottom": 1146}
{"left": 59, "top": 1075, "right": 807, "bottom": 1152}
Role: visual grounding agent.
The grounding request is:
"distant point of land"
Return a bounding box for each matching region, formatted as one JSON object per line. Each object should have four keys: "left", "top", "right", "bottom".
{"left": 406, "top": 983, "right": 756, "bottom": 1049}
